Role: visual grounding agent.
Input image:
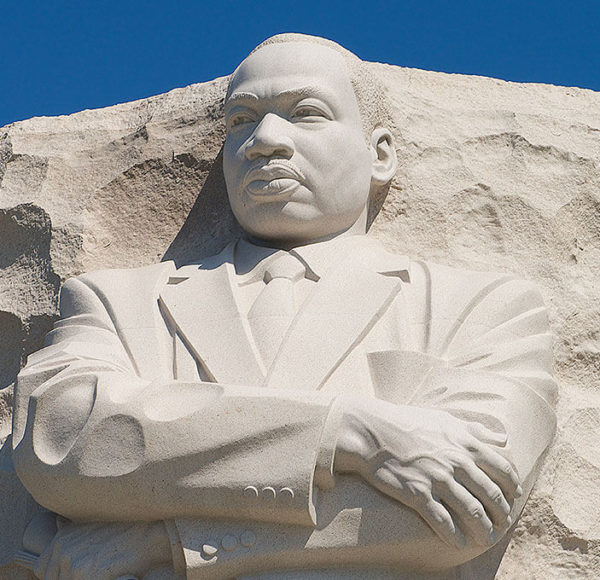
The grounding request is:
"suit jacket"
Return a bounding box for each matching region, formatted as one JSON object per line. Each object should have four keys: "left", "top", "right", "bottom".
{"left": 12, "top": 237, "right": 557, "bottom": 579}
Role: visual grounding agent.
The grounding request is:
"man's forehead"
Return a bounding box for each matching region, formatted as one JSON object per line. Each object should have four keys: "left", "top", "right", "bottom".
{"left": 228, "top": 42, "right": 354, "bottom": 101}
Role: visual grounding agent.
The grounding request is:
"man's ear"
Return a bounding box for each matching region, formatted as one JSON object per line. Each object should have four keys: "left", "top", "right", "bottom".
{"left": 370, "top": 127, "right": 398, "bottom": 186}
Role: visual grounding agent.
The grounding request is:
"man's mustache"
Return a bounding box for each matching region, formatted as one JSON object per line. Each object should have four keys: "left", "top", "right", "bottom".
{"left": 242, "top": 160, "right": 305, "bottom": 189}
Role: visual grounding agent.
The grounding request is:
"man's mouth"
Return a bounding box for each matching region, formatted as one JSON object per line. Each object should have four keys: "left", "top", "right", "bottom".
{"left": 243, "top": 162, "right": 304, "bottom": 198}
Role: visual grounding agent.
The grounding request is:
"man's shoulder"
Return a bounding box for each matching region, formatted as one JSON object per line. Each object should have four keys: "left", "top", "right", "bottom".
{"left": 345, "top": 239, "right": 544, "bottom": 308}
{"left": 407, "top": 258, "right": 544, "bottom": 303}
{"left": 404, "top": 258, "right": 548, "bottom": 346}
{"left": 409, "top": 259, "right": 508, "bottom": 290}
{"left": 61, "top": 240, "right": 236, "bottom": 302}
{"left": 65, "top": 261, "right": 176, "bottom": 294}
{"left": 363, "top": 240, "right": 530, "bottom": 293}
{"left": 59, "top": 262, "right": 177, "bottom": 321}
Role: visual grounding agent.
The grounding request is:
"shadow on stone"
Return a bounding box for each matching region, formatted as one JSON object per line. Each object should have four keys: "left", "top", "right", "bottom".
{"left": 0, "top": 312, "right": 22, "bottom": 390}
{"left": 162, "top": 148, "right": 241, "bottom": 267}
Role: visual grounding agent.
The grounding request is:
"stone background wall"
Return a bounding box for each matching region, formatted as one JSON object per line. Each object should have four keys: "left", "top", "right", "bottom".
{"left": 1, "top": 61, "right": 599, "bottom": 578}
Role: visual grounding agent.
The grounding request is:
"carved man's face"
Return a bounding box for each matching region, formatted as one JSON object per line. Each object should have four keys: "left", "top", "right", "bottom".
{"left": 223, "top": 42, "right": 374, "bottom": 245}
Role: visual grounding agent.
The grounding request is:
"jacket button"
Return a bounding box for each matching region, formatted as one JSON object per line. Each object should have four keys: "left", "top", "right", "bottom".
{"left": 202, "top": 543, "right": 218, "bottom": 559}
{"left": 280, "top": 487, "right": 295, "bottom": 499}
{"left": 243, "top": 485, "right": 259, "bottom": 498}
{"left": 240, "top": 530, "right": 256, "bottom": 548}
{"left": 262, "top": 486, "right": 276, "bottom": 499}
{"left": 222, "top": 534, "right": 238, "bottom": 551}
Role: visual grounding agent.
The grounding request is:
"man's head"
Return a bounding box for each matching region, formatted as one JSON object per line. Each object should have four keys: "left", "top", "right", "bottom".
{"left": 223, "top": 33, "right": 397, "bottom": 246}
{"left": 227, "top": 34, "right": 392, "bottom": 143}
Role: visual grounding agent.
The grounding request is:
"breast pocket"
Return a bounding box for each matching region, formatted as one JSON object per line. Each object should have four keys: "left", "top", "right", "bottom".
{"left": 366, "top": 350, "right": 447, "bottom": 405}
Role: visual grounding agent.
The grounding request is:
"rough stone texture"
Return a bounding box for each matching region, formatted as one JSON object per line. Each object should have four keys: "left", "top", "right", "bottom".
{"left": 1, "top": 62, "right": 599, "bottom": 578}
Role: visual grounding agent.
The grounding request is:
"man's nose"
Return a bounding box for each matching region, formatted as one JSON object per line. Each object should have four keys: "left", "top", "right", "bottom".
{"left": 244, "top": 113, "right": 294, "bottom": 160}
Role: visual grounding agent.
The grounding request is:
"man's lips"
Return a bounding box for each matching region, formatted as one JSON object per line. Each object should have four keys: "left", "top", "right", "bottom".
{"left": 243, "top": 162, "right": 305, "bottom": 197}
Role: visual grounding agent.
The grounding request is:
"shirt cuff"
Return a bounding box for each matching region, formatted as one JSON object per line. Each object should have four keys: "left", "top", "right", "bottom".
{"left": 313, "top": 396, "right": 344, "bottom": 490}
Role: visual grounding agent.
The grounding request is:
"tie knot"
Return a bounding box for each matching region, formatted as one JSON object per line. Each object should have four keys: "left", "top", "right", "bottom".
{"left": 264, "top": 252, "right": 306, "bottom": 284}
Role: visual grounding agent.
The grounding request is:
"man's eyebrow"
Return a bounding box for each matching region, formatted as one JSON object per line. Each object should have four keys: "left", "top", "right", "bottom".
{"left": 224, "top": 92, "right": 259, "bottom": 114}
{"left": 225, "top": 86, "right": 336, "bottom": 109}
{"left": 226, "top": 92, "right": 259, "bottom": 104}
{"left": 276, "top": 86, "right": 336, "bottom": 101}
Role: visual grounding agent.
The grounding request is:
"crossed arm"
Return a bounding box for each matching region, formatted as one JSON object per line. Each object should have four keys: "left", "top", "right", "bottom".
{"left": 12, "top": 272, "right": 556, "bottom": 577}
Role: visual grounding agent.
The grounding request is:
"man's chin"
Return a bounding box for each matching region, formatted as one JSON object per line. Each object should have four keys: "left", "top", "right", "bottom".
{"left": 237, "top": 203, "right": 369, "bottom": 248}
{"left": 242, "top": 223, "right": 331, "bottom": 248}
{"left": 234, "top": 202, "right": 328, "bottom": 244}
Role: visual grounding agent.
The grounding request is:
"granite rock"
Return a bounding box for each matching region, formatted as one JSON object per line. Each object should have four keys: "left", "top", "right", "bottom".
{"left": 1, "top": 62, "right": 599, "bottom": 578}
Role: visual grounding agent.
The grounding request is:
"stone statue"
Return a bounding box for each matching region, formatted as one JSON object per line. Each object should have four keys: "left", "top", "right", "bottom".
{"left": 11, "top": 34, "right": 557, "bottom": 579}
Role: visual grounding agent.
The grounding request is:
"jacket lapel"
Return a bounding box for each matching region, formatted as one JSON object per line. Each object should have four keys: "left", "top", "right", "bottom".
{"left": 159, "top": 244, "right": 265, "bottom": 387}
{"left": 159, "top": 237, "right": 409, "bottom": 393}
{"left": 265, "top": 250, "right": 406, "bottom": 392}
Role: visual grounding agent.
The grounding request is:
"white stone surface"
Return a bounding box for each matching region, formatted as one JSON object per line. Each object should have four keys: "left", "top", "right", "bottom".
{"left": 0, "top": 34, "right": 598, "bottom": 579}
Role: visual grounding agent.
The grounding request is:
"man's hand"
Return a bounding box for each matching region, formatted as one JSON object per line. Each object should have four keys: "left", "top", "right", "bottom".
{"left": 334, "top": 397, "right": 522, "bottom": 550}
{"left": 33, "top": 519, "right": 173, "bottom": 580}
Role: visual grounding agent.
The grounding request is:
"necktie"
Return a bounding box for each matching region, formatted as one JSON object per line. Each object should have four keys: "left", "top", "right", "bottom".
{"left": 248, "top": 252, "right": 306, "bottom": 368}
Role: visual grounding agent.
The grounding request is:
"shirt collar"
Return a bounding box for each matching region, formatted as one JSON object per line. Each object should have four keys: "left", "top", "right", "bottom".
{"left": 234, "top": 234, "right": 410, "bottom": 285}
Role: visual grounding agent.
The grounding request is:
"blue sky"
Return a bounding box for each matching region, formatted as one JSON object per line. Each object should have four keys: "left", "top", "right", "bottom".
{"left": 1, "top": 0, "right": 599, "bottom": 128}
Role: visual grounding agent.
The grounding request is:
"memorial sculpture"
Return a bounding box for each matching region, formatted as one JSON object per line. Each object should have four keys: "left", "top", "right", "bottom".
{"left": 10, "top": 34, "right": 557, "bottom": 579}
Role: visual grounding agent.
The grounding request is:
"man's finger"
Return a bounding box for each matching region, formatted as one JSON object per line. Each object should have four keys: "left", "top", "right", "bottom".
{"left": 417, "top": 497, "right": 466, "bottom": 550}
{"left": 365, "top": 467, "right": 466, "bottom": 550}
{"left": 434, "top": 478, "right": 496, "bottom": 547}
{"left": 474, "top": 447, "right": 522, "bottom": 499}
{"left": 467, "top": 423, "right": 507, "bottom": 447}
{"left": 454, "top": 463, "right": 512, "bottom": 527}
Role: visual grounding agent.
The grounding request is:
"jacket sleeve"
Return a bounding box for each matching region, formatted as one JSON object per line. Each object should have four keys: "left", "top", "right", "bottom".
{"left": 404, "top": 264, "right": 557, "bottom": 484}
{"left": 12, "top": 274, "right": 337, "bottom": 527}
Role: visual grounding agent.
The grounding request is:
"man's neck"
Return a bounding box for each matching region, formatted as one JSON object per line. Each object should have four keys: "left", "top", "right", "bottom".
{"left": 243, "top": 211, "right": 369, "bottom": 252}
{"left": 235, "top": 231, "right": 376, "bottom": 282}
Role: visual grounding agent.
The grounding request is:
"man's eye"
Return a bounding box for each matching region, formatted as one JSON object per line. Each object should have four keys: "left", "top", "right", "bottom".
{"left": 291, "top": 106, "right": 327, "bottom": 120}
{"left": 228, "top": 114, "right": 254, "bottom": 128}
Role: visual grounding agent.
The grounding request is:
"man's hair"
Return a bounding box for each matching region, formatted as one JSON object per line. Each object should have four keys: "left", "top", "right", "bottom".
{"left": 226, "top": 33, "right": 394, "bottom": 141}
